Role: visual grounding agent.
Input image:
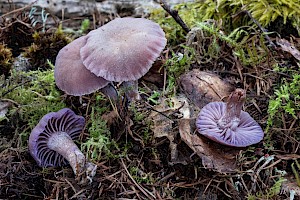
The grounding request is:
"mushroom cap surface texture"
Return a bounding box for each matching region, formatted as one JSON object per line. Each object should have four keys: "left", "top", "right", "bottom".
{"left": 196, "top": 102, "right": 264, "bottom": 147}
{"left": 54, "top": 36, "right": 110, "bottom": 96}
{"left": 29, "top": 108, "right": 85, "bottom": 167}
{"left": 80, "top": 17, "right": 167, "bottom": 82}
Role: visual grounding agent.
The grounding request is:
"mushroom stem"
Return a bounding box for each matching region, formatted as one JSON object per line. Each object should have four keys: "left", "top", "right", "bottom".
{"left": 121, "top": 80, "right": 141, "bottom": 102}
{"left": 100, "top": 82, "right": 119, "bottom": 102}
{"left": 218, "top": 89, "right": 246, "bottom": 130}
{"left": 47, "top": 131, "right": 85, "bottom": 174}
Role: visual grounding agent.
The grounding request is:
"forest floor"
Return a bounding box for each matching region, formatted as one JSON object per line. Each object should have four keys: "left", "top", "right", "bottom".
{"left": 1, "top": 1, "right": 300, "bottom": 200}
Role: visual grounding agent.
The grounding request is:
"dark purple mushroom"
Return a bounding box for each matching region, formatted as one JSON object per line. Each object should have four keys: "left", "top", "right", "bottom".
{"left": 54, "top": 36, "right": 118, "bottom": 100}
{"left": 196, "top": 89, "right": 264, "bottom": 147}
{"left": 80, "top": 17, "right": 167, "bottom": 101}
{"left": 29, "top": 108, "right": 95, "bottom": 176}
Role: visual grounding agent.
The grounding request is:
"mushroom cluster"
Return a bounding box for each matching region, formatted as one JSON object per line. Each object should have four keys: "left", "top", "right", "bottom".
{"left": 29, "top": 108, "right": 97, "bottom": 180}
{"left": 196, "top": 89, "right": 264, "bottom": 147}
{"left": 55, "top": 17, "right": 167, "bottom": 101}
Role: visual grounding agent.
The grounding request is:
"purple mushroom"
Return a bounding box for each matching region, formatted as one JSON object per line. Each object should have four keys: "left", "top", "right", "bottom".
{"left": 80, "top": 17, "right": 167, "bottom": 101}
{"left": 29, "top": 108, "right": 96, "bottom": 176}
{"left": 54, "top": 36, "right": 118, "bottom": 100}
{"left": 196, "top": 89, "right": 264, "bottom": 147}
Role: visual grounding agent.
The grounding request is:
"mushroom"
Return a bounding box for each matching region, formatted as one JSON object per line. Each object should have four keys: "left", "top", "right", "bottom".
{"left": 29, "top": 108, "right": 97, "bottom": 178}
{"left": 80, "top": 17, "right": 167, "bottom": 101}
{"left": 196, "top": 89, "right": 264, "bottom": 147}
{"left": 54, "top": 36, "right": 118, "bottom": 100}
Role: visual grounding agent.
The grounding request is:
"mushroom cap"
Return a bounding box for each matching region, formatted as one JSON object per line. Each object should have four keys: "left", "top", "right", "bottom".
{"left": 29, "top": 108, "right": 85, "bottom": 167}
{"left": 196, "top": 102, "right": 264, "bottom": 147}
{"left": 54, "top": 36, "right": 110, "bottom": 96}
{"left": 80, "top": 17, "right": 167, "bottom": 82}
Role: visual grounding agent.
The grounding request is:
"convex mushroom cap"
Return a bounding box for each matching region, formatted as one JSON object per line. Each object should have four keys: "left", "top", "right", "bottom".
{"left": 54, "top": 36, "right": 110, "bottom": 96}
{"left": 80, "top": 17, "right": 167, "bottom": 82}
{"left": 196, "top": 89, "right": 264, "bottom": 147}
{"left": 29, "top": 108, "right": 95, "bottom": 176}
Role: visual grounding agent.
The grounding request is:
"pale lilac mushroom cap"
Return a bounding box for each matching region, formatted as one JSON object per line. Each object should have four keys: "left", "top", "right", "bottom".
{"left": 80, "top": 17, "right": 167, "bottom": 82}
{"left": 29, "top": 108, "right": 85, "bottom": 170}
{"left": 54, "top": 36, "right": 110, "bottom": 96}
{"left": 196, "top": 89, "right": 264, "bottom": 147}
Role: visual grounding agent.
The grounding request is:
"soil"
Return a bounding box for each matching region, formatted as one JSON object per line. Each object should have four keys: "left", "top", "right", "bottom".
{"left": 1, "top": 1, "right": 300, "bottom": 200}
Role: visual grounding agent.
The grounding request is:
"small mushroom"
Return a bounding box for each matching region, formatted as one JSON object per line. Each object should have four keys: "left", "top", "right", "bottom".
{"left": 196, "top": 89, "right": 264, "bottom": 147}
{"left": 80, "top": 17, "right": 167, "bottom": 101}
{"left": 54, "top": 36, "right": 118, "bottom": 100}
{"left": 29, "top": 108, "right": 96, "bottom": 178}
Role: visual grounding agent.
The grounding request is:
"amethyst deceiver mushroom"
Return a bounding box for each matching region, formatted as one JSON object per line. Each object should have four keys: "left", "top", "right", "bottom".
{"left": 196, "top": 89, "right": 264, "bottom": 147}
{"left": 29, "top": 108, "right": 96, "bottom": 176}
{"left": 80, "top": 17, "right": 167, "bottom": 101}
{"left": 54, "top": 36, "right": 117, "bottom": 100}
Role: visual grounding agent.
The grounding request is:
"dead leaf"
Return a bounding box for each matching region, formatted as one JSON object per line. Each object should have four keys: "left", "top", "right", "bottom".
{"left": 180, "top": 69, "right": 233, "bottom": 109}
{"left": 148, "top": 96, "right": 191, "bottom": 165}
{"left": 276, "top": 38, "right": 300, "bottom": 61}
{"left": 149, "top": 95, "right": 239, "bottom": 172}
{"left": 281, "top": 176, "right": 300, "bottom": 197}
{"left": 179, "top": 118, "right": 239, "bottom": 173}
{"left": 0, "top": 101, "right": 12, "bottom": 118}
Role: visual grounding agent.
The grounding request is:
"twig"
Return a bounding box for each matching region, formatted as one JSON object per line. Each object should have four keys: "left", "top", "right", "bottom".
{"left": 0, "top": 1, "right": 37, "bottom": 18}
{"left": 157, "top": 0, "right": 190, "bottom": 33}
{"left": 1, "top": 80, "right": 30, "bottom": 97}
{"left": 233, "top": 10, "right": 275, "bottom": 48}
{"left": 121, "top": 159, "right": 155, "bottom": 200}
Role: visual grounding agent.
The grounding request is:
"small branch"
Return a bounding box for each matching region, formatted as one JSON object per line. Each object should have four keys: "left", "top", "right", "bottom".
{"left": 157, "top": 0, "right": 190, "bottom": 33}
{"left": 234, "top": 10, "right": 276, "bottom": 48}
{"left": 0, "top": 1, "right": 37, "bottom": 19}
{"left": 121, "top": 159, "right": 155, "bottom": 200}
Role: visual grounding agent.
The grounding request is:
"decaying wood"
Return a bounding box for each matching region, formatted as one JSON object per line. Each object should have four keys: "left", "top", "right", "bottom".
{"left": 0, "top": 0, "right": 195, "bottom": 18}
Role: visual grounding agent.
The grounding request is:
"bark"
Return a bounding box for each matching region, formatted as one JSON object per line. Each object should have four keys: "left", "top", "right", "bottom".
{"left": 0, "top": 0, "right": 194, "bottom": 17}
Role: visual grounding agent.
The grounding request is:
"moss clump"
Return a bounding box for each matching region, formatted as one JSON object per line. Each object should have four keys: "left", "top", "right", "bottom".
{"left": 190, "top": 0, "right": 300, "bottom": 35}
{"left": 1, "top": 66, "right": 66, "bottom": 146}
{"left": 265, "top": 64, "right": 300, "bottom": 152}
{"left": 81, "top": 97, "right": 118, "bottom": 161}
{"left": 150, "top": 0, "right": 300, "bottom": 47}
{"left": 0, "top": 44, "right": 13, "bottom": 77}
{"left": 247, "top": 178, "right": 286, "bottom": 200}
{"left": 23, "top": 25, "right": 72, "bottom": 71}
{"left": 0, "top": 9, "right": 35, "bottom": 56}
{"left": 267, "top": 73, "right": 300, "bottom": 129}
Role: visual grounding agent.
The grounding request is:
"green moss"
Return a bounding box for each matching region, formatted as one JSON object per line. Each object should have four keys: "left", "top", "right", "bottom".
{"left": 129, "top": 166, "right": 155, "bottom": 184}
{"left": 247, "top": 178, "right": 286, "bottom": 199}
{"left": 190, "top": 22, "right": 269, "bottom": 66}
{"left": 23, "top": 24, "right": 72, "bottom": 71}
{"left": 291, "top": 160, "right": 300, "bottom": 187}
{"left": 267, "top": 73, "right": 300, "bottom": 129}
{"left": 194, "top": 0, "right": 300, "bottom": 34}
{"left": 149, "top": 8, "right": 186, "bottom": 46}
{"left": 150, "top": 0, "right": 300, "bottom": 44}
{"left": 0, "top": 44, "right": 13, "bottom": 77}
{"left": 164, "top": 48, "right": 194, "bottom": 96}
{"left": 1, "top": 66, "right": 66, "bottom": 146}
{"left": 81, "top": 98, "right": 119, "bottom": 161}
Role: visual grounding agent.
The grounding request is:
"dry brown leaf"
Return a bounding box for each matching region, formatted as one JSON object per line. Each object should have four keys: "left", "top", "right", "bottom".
{"left": 276, "top": 38, "right": 300, "bottom": 61}
{"left": 180, "top": 69, "right": 233, "bottom": 109}
{"left": 149, "top": 95, "right": 239, "bottom": 172}
{"left": 148, "top": 96, "right": 192, "bottom": 164}
{"left": 281, "top": 176, "right": 300, "bottom": 197}
{"left": 178, "top": 118, "right": 239, "bottom": 173}
{"left": 0, "top": 101, "right": 11, "bottom": 118}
